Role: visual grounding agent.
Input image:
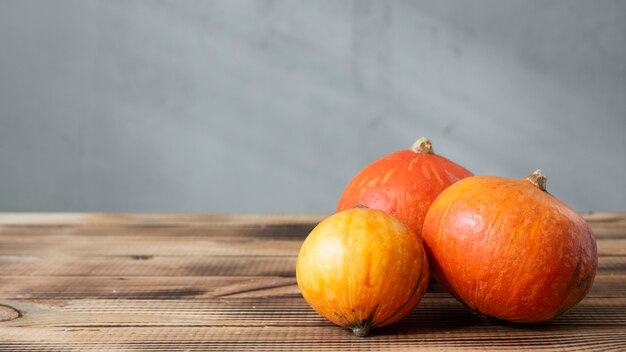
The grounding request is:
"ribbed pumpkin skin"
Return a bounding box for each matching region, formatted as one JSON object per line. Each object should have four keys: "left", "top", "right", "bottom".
{"left": 422, "top": 175, "right": 598, "bottom": 323}
{"left": 296, "top": 208, "right": 429, "bottom": 336}
{"left": 337, "top": 149, "right": 472, "bottom": 238}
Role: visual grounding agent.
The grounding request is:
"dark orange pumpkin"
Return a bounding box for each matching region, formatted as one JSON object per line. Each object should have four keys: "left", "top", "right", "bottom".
{"left": 422, "top": 171, "right": 598, "bottom": 322}
{"left": 296, "top": 207, "right": 429, "bottom": 336}
{"left": 337, "top": 138, "right": 472, "bottom": 238}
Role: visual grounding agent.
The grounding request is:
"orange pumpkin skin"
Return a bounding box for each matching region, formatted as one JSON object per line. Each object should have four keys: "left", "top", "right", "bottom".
{"left": 296, "top": 208, "right": 429, "bottom": 336}
{"left": 422, "top": 172, "right": 598, "bottom": 323}
{"left": 337, "top": 139, "right": 472, "bottom": 238}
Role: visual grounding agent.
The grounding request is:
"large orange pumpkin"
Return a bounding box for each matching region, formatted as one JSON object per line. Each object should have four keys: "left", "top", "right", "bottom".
{"left": 422, "top": 171, "right": 598, "bottom": 322}
{"left": 337, "top": 138, "right": 472, "bottom": 238}
{"left": 296, "top": 207, "right": 429, "bottom": 336}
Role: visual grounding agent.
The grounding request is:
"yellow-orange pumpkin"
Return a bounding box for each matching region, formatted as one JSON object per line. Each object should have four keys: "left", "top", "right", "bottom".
{"left": 422, "top": 171, "right": 598, "bottom": 322}
{"left": 337, "top": 138, "right": 472, "bottom": 238}
{"left": 296, "top": 208, "right": 429, "bottom": 336}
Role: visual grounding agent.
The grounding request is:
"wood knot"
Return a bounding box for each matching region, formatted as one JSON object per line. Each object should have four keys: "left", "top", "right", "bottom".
{"left": 130, "top": 255, "right": 153, "bottom": 261}
{"left": 0, "top": 305, "right": 21, "bottom": 322}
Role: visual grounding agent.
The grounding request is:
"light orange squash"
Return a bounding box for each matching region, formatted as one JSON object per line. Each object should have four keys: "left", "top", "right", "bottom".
{"left": 296, "top": 207, "right": 429, "bottom": 336}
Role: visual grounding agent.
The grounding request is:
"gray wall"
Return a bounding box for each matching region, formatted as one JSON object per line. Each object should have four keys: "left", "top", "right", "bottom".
{"left": 1, "top": 0, "right": 625, "bottom": 213}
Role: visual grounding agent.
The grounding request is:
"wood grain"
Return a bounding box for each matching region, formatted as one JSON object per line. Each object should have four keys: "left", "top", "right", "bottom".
{"left": 0, "top": 212, "right": 624, "bottom": 351}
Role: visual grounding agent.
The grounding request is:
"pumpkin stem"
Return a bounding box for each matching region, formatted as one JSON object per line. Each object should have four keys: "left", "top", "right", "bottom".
{"left": 348, "top": 305, "right": 378, "bottom": 337}
{"left": 351, "top": 325, "right": 371, "bottom": 337}
{"left": 526, "top": 170, "right": 547, "bottom": 192}
{"left": 410, "top": 137, "right": 434, "bottom": 154}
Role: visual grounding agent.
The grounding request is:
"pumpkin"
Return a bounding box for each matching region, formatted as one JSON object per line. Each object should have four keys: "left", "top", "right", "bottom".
{"left": 422, "top": 171, "right": 598, "bottom": 322}
{"left": 296, "top": 207, "right": 429, "bottom": 336}
{"left": 337, "top": 138, "right": 472, "bottom": 238}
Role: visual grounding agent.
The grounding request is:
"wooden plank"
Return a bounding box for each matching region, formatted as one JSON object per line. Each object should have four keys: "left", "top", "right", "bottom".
{"left": 598, "top": 256, "right": 626, "bottom": 274}
{"left": 598, "top": 239, "right": 626, "bottom": 255}
{"left": 0, "top": 275, "right": 623, "bottom": 300}
{"left": 0, "top": 212, "right": 623, "bottom": 239}
{"left": 0, "top": 325, "right": 625, "bottom": 351}
{"left": 576, "top": 212, "right": 626, "bottom": 239}
{"left": 0, "top": 226, "right": 312, "bottom": 248}
{"left": 0, "top": 231, "right": 622, "bottom": 259}
{"left": 0, "top": 276, "right": 299, "bottom": 300}
{"left": 0, "top": 255, "right": 298, "bottom": 277}
{"left": 0, "top": 223, "right": 315, "bottom": 238}
{"left": 1, "top": 297, "right": 625, "bottom": 350}
{"left": 1, "top": 297, "right": 625, "bottom": 329}
{"left": 0, "top": 233, "right": 304, "bottom": 257}
{"left": 1, "top": 254, "right": 625, "bottom": 278}
{"left": 0, "top": 212, "right": 624, "bottom": 351}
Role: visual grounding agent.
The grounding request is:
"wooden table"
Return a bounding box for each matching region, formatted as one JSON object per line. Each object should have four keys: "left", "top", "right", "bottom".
{"left": 0, "top": 213, "right": 624, "bottom": 351}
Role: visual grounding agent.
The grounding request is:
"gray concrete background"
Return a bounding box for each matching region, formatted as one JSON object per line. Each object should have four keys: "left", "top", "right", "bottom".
{"left": 0, "top": 0, "right": 625, "bottom": 213}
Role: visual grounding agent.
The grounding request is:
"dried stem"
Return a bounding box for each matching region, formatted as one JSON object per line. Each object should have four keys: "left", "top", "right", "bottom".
{"left": 410, "top": 137, "right": 434, "bottom": 154}
{"left": 526, "top": 170, "right": 547, "bottom": 192}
